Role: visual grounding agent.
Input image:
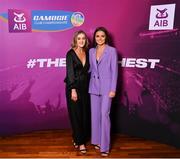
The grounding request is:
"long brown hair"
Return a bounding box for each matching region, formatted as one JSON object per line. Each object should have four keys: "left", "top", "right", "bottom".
{"left": 71, "top": 30, "right": 89, "bottom": 51}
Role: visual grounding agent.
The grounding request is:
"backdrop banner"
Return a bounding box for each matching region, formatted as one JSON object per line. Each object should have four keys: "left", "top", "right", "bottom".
{"left": 0, "top": 0, "right": 180, "bottom": 147}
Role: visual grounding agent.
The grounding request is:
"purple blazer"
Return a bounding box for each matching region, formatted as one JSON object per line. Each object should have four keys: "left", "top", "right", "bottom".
{"left": 88, "top": 45, "right": 118, "bottom": 95}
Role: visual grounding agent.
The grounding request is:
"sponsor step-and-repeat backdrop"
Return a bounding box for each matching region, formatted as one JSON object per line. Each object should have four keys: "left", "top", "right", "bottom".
{"left": 0, "top": 0, "right": 180, "bottom": 147}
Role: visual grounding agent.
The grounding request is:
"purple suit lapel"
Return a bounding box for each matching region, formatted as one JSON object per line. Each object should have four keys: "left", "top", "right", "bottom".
{"left": 98, "top": 46, "right": 108, "bottom": 65}
{"left": 92, "top": 49, "right": 98, "bottom": 70}
{"left": 93, "top": 45, "right": 108, "bottom": 66}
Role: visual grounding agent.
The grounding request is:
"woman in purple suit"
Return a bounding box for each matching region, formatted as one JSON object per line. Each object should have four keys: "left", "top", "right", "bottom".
{"left": 89, "top": 27, "right": 118, "bottom": 156}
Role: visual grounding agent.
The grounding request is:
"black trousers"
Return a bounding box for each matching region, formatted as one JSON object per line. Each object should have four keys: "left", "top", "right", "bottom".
{"left": 66, "top": 87, "right": 91, "bottom": 145}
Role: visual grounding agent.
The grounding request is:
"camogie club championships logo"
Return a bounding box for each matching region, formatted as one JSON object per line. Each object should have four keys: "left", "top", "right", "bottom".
{"left": 71, "top": 12, "right": 84, "bottom": 26}
{"left": 4, "top": 9, "right": 85, "bottom": 32}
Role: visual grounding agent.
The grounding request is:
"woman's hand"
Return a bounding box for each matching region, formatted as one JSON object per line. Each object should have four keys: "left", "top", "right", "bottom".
{"left": 71, "top": 89, "right": 78, "bottom": 101}
{"left": 109, "top": 91, "right": 116, "bottom": 98}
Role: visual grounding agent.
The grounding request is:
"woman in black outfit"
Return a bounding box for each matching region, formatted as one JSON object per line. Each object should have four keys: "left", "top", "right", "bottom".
{"left": 64, "top": 30, "right": 90, "bottom": 154}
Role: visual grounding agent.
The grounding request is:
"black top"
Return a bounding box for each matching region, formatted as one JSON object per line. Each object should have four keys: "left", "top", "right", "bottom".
{"left": 64, "top": 49, "right": 89, "bottom": 90}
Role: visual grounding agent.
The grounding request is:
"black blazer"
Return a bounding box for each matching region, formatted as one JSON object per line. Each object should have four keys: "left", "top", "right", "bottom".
{"left": 64, "top": 49, "right": 89, "bottom": 90}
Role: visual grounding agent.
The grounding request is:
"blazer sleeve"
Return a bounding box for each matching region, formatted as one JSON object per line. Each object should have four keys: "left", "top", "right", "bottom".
{"left": 66, "top": 51, "right": 77, "bottom": 89}
{"left": 110, "top": 48, "right": 118, "bottom": 92}
{"left": 88, "top": 49, "right": 92, "bottom": 73}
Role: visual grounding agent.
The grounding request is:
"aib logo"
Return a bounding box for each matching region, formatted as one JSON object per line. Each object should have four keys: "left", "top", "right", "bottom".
{"left": 149, "top": 4, "right": 176, "bottom": 30}
{"left": 14, "top": 12, "right": 26, "bottom": 23}
{"left": 8, "top": 9, "right": 31, "bottom": 32}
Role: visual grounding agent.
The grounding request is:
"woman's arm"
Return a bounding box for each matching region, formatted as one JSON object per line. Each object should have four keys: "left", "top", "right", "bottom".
{"left": 109, "top": 48, "right": 118, "bottom": 97}
{"left": 66, "top": 51, "right": 78, "bottom": 101}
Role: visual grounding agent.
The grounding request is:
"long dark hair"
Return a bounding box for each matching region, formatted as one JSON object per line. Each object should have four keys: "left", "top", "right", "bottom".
{"left": 93, "top": 27, "right": 110, "bottom": 47}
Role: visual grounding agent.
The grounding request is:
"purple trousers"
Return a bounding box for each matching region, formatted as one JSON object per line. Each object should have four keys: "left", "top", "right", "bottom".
{"left": 90, "top": 94, "right": 112, "bottom": 152}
